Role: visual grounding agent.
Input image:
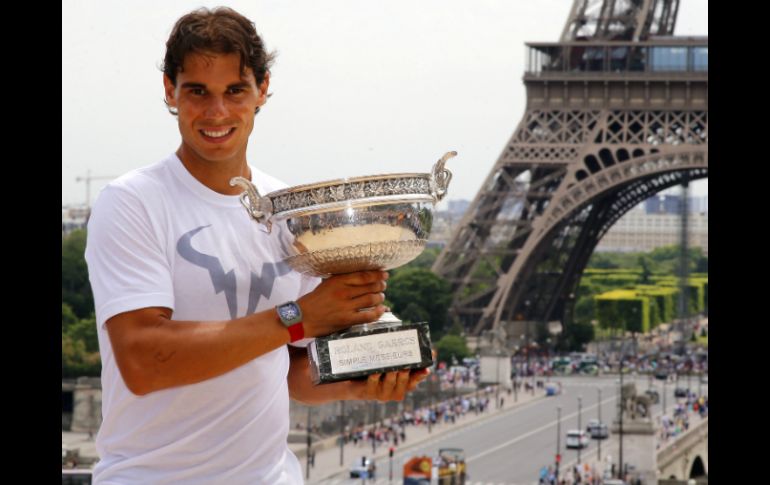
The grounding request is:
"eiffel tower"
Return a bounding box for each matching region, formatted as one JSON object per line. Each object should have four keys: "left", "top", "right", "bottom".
{"left": 432, "top": 0, "right": 707, "bottom": 341}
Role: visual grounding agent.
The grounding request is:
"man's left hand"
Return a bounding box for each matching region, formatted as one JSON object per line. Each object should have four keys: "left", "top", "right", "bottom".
{"left": 355, "top": 368, "right": 430, "bottom": 402}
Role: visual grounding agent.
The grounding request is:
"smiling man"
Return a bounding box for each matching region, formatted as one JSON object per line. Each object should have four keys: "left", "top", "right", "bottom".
{"left": 84, "top": 7, "right": 428, "bottom": 484}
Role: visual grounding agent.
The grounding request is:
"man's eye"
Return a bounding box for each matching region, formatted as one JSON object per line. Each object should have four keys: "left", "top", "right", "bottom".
{"left": 190, "top": 88, "right": 205, "bottom": 95}
{"left": 229, "top": 88, "right": 244, "bottom": 94}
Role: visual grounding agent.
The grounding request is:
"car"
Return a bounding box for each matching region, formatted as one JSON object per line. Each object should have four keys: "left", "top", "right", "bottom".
{"left": 545, "top": 382, "right": 561, "bottom": 396}
{"left": 644, "top": 389, "right": 660, "bottom": 404}
{"left": 350, "top": 457, "right": 377, "bottom": 479}
{"left": 674, "top": 387, "right": 688, "bottom": 398}
{"left": 586, "top": 419, "right": 609, "bottom": 439}
{"left": 565, "top": 430, "right": 589, "bottom": 449}
{"left": 654, "top": 370, "right": 668, "bottom": 380}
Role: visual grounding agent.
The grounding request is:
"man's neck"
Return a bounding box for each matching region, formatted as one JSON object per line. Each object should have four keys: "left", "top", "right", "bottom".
{"left": 176, "top": 146, "right": 251, "bottom": 196}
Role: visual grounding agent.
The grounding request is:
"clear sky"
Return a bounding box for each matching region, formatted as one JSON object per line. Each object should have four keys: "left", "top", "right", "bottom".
{"left": 62, "top": 0, "right": 707, "bottom": 208}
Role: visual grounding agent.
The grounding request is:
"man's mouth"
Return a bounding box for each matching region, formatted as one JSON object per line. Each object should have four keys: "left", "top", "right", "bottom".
{"left": 199, "top": 127, "right": 236, "bottom": 142}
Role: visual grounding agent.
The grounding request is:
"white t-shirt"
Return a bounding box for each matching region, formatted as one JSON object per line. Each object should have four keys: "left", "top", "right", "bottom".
{"left": 85, "top": 153, "right": 318, "bottom": 485}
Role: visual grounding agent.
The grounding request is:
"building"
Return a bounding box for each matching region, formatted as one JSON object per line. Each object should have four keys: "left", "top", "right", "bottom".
{"left": 644, "top": 194, "right": 708, "bottom": 215}
{"left": 62, "top": 206, "right": 89, "bottom": 236}
{"left": 596, "top": 204, "right": 708, "bottom": 254}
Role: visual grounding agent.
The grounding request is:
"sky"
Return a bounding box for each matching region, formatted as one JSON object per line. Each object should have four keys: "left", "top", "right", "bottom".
{"left": 62, "top": 0, "right": 708, "bottom": 208}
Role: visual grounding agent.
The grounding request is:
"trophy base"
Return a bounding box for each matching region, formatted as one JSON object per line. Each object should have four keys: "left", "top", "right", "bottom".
{"left": 307, "top": 316, "right": 433, "bottom": 385}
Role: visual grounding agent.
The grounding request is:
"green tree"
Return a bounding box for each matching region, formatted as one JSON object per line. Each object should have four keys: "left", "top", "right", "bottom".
{"left": 66, "top": 316, "right": 99, "bottom": 353}
{"left": 398, "top": 302, "right": 430, "bottom": 324}
{"left": 558, "top": 321, "right": 595, "bottom": 352}
{"left": 446, "top": 320, "right": 465, "bottom": 336}
{"left": 62, "top": 302, "right": 78, "bottom": 332}
{"left": 62, "top": 229, "right": 94, "bottom": 319}
{"left": 638, "top": 256, "right": 653, "bottom": 284}
{"left": 434, "top": 334, "right": 471, "bottom": 363}
{"left": 62, "top": 334, "right": 101, "bottom": 378}
{"left": 386, "top": 268, "right": 452, "bottom": 337}
{"left": 587, "top": 252, "right": 620, "bottom": 269}
{"left": 573, "top": 296, "right": 595, "bottom": 325}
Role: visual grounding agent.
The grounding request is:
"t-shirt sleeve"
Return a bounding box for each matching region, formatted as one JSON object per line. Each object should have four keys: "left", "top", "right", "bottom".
{"left": 85, "top": 184, "right": 175, "bottom": 330}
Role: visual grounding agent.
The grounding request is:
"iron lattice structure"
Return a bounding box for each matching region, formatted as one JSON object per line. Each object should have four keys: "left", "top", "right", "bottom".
{"left": 432, "top": 0, "right": 707, "bottom": 339}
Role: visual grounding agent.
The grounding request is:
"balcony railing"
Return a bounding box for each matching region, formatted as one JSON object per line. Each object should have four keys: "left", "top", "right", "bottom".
{"left": 526, "top": 39, "right": 708, "bottom": 76}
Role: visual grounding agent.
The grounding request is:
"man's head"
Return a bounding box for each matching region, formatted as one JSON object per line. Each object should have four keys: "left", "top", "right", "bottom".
{"left": 162, "top": 7, "right": 274, "bottom": 112}
{"left": 162, "top": 7, "right": 275, "bottom": 167}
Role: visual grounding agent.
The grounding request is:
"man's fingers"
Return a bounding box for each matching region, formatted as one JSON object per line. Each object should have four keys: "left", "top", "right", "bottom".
{"left": 379, "top": 371, "right": 398, "bottom": 401}
{"left": 366, "top": 373, "right": 382, "bottom": 399}
{"left": 350, "top": 292, "right": 386, "bottom": 309}
{"left": 341, "top": 270, "right": 389, "bottom": 286}
{"left": 406, "top": 368, "right": 430, "bottom": 391}
{"left": 347, "top": 280, "right": 387, "bottom": 298}
{"left": 393, "top": 370, "right": 411, "bottom": 400}
{"left": 351, "top": 305, "right": 387, "bottom": 324}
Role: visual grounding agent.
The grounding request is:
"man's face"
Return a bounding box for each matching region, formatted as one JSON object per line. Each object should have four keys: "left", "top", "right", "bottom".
{"left": 163, "top": 52, "right": 268, "bottom": 165}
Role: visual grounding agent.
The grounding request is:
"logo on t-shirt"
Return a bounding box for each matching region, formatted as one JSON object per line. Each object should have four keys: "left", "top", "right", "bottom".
{"left": 177, "top": 225, "right": 292, "bottom": 319}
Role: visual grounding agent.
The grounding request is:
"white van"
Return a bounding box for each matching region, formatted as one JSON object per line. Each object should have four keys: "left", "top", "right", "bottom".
{"left": 565, "top": 429, "right": 589, "bottom": 449}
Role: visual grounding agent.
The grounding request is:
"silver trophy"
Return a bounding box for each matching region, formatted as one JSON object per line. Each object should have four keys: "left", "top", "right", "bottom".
{"left": 231, "top": 151, "right": 456, "bottom": 384}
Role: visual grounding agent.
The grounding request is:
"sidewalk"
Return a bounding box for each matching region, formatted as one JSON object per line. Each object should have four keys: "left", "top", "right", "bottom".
{"left": 61, "top": 386, "right": 547, "bottom": 476}
{"left": 300, "top": 386, "right": 547, "bottom": 483}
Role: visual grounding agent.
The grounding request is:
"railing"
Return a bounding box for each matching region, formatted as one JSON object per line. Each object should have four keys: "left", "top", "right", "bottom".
{"left": 526, "top": 39, "right": 708, "bottom": 75}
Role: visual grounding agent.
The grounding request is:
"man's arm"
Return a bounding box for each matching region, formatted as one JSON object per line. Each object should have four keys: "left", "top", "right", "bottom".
{"left": 106, "top": 306, "right": 291, "bottom": 396}
{"left": 286, "top": 345, "right": 429, "bottom": 404}
{"left": 107, "top": 271, "right": 389, "bottom": 396}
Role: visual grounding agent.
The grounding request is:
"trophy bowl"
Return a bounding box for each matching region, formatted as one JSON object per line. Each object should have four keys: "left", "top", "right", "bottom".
{"left": 231, "top": 151, "right": 456, "bottom": 383}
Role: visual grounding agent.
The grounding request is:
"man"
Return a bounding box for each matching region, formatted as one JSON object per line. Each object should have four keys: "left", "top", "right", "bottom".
{"left": 85, "top": 7, "right": 428, "bottom": 484}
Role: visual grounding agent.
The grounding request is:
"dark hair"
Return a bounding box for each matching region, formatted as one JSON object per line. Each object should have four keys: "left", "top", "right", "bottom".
{"left": 162, "top": 7, "right": 276, "bottom": 113}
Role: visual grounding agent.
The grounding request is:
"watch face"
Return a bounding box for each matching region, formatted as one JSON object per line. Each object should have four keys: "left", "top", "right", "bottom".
{"left": 279, "top": 303, "right": 300, "bottom": 321}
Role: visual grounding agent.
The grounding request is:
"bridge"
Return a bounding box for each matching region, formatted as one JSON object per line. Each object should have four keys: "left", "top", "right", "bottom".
{"left": 657, "top": 416, "right": 708, "bottom": 481}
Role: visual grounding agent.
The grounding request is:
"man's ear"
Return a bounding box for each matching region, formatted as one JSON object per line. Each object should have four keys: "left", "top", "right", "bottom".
{"left": 258, "top": 72, "right": 271, "bottom": 106}
{"left": 163, "top": 74, "right": 178, "bottom": 109}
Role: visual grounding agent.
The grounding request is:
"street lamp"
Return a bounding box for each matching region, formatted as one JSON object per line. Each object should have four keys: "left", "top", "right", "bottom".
{"left": 339, "top": 401, "right": 345, "bottom": 467}
{"left": 306, "top": 406, "right": 312, "bottom": 480}
{"left": 617, "top": 320, "right": 627, "bottom": 480}
{"left": 496, "top": 349, "right": 501, "bottom": 409}
{"left": 577, "top": 396, "right": 583, "bottom": 465}
{"left": 525, "top": 300, "right": 533, "bottom": 395}
{"left": 597, "top": 387, "right": 602, "bottom": 461}
{"left": 555, "top": 406, "right": 562, "bottom": 482}
{"left": 513, "top": 346, "right": 519, "bottom": 403}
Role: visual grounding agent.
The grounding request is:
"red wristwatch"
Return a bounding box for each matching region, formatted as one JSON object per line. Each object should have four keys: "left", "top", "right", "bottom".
{"left": 276, "top": 301, "right": 304, "bottom": 342}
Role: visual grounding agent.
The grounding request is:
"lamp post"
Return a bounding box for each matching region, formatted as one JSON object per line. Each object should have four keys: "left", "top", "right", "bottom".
{"left": 577, "top": 396, "right": 583, "bottom": 465}
{"left": 306, "top": 406, "right": 312, "bottom": 480}
{"left": 513, "top": 346, "right": 519, "bottom": 403}
{"left": 339, "top": 401, "right": 345, "bottom": 467}
{"left": 525, "top": 300, "right": 533, "bottom": 395}
{"left": 496, "top": 349, "right": 501, "bottom": 409}
{"left": 556, "top": 406, "right": 562, "bottom": 482}
{"left": 597, "top": 387, "right": 602, "bottom": 461}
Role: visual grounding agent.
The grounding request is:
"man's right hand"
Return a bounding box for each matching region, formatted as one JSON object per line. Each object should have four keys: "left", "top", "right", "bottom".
{"left": 298, "top": 270, "right": 389, "bottom": 338}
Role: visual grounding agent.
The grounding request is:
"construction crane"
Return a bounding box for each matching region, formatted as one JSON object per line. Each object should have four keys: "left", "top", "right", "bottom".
{"left": 75, "top": 170, "right": 118, "bottom": 208}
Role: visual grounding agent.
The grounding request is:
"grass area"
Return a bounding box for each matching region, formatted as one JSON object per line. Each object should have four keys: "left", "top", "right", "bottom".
{"left": 696, "top": 334, "right": 708, "bottom": 347}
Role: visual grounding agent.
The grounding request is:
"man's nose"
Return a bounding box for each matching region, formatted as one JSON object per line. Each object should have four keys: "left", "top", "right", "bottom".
{"left": 204, "top": 95, "right": 227, "bottom": 118}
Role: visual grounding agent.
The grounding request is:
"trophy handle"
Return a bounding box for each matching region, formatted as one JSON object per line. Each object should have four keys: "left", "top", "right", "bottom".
{"left": 229, "top": 176, "right": 274, "bottom": 231}
{"left": 430, "top": 151, "right": 457, "bottom": 202}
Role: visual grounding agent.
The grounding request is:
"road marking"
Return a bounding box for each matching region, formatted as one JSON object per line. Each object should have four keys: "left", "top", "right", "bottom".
{"left": 467, "top": 396, "right": 617, "bottom": 462}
